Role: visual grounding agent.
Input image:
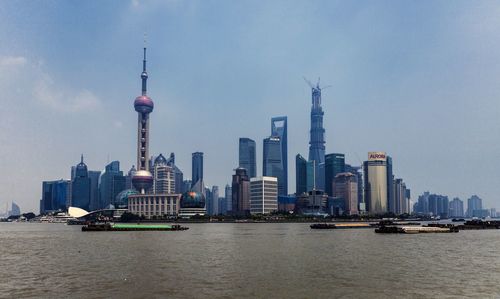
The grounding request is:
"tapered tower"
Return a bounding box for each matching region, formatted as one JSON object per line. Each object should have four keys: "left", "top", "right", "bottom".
{"left": 132, "top": 45, "right": 154, "bottom": 194}
{"left": 306, "top": 79, "right": 326, "bottom": 190}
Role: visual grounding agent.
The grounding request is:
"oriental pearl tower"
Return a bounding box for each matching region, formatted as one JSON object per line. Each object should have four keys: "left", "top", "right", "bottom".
{"left": 132, "top": 44, "right": 154, "bottom": 194}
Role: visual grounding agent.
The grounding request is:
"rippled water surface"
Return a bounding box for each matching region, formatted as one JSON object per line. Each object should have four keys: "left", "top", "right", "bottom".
{"left": 1, "top": 223, "right": 499, "bottom": 298}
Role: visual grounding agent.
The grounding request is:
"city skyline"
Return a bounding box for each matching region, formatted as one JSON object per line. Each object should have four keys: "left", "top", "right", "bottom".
{"left": 1, "top": 1, "right": 500, "bottom": 212}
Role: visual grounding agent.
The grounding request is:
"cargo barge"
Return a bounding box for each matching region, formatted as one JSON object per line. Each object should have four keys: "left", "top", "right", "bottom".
{"left": 375, "top": 226, "right": 459, "bottom": 234}
{"left": 82, "top": 223, "right": 189, "bottom": 231}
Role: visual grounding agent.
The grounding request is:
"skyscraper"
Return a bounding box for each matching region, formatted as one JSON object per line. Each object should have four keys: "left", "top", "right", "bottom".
{"left": 250, "top": 177, "right": 278, "bottom": 215}
{"left": 467, "top": 195, "right": 483, "bottom": 217}
{"left": 41, "top": 179, "right": 71, "bottom": 214}
{"left": 71, "top": 155, "right": 91, "bottom": 211}
{"left": 9, "top": 202, "right": 20, "bottom": 217}
{"left": 332, "top": 172, "right": 358, "bottom": 215}
{"left": 345, "top": 164, "right": 364, "bottom": 212}
{"left": 263, "top": 136, "right": 285, "bottom": 196}
{"left": 165, "top": 153, "right": 184, "bottom": 194}
{"left": 271, "top": 116, "right": 288, "bottom": 194}
{"left": 239, "top": 138, "right": 257, "bottom": 178}
{"left": 231, "top": 168, "right": 250, "bottom": 216}
{"left": 363, "top": 152, "right": 388, "bottom": 214}
{"left": 449, "top": 198, "right": 464, "bottom": 218}
{"left": 307, "top": 82, "right": 326, "bottom": 191}
{"left": 152, "top": 154, "right": 175, "bottom": 194}
{"left": 88, "top": 170, "right": 101, "bottom": 210}
{"left": 295, "top": 154, "right": 307, "bottom": 195}
{"left": 191, "top": 152, "right": 203, "bottom": 192}
{"left": 132, "top": 45, "right": 154, "bottom": 194}
{"left": 386, "top": 156, "right": 395, "bottom": 214}
{"left": 325, "top": 153, "right": 345, "bottom": 196}
{"left": 393, "top": 178, "right": 407, "bottom": 215}
{"left": 211, "top": 186, "right": 219, "bottom": 215}
{"left": 99, "top": 161, "right": 125, "bottom": 209}
{"left": 225, "top": 184, "right": 232, "bottom": 213}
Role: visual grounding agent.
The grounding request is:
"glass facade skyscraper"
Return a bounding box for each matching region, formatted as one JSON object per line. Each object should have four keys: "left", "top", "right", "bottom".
{"left": 363, "top": 152, "right": 388, "bottom": 214}
{"left": 41, "top": 179, "right": 71, "bottom": 214}
{"left": 71, "top": 155, "right": 91, "bottom": 211}
{"left": 99, "top": 161, "right": 125, "bottom": 209}
{"left": 239, "top": 138, "right": 257, "bottom": 178}
{"left": 307, "top": 85, "right": 326, "bottom": 191}
{"left": 295, "top": 154, "right": 307, "bottom": 195}
{"left": 271, "top": 116, "right": 287, "bottom": 194}
{"left": 325, "top": 153, "right": 345, "bottom": 196}
{"left": 263, "top": 136, "right": 285, "bottom": 196}
{"left": 191, "top": 152, "right": 203, "bottom": 192}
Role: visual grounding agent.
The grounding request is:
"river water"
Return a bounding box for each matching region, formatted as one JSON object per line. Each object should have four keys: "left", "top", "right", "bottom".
{"left": 1, "top": 222, "right": 499, "bottom": 298}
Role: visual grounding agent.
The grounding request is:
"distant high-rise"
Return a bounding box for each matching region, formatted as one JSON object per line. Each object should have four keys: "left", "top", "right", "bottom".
{"left": 71, "top": 155, "right": 91, "bottom": 211}
{"left": 89, "top": 170, "right": 101, "bottom": 210}
{"left": 132, "top": 44, "right": 154, "bottom": 194}
{"left": 263, "top": 136, "right": 285, "bottom": 195}
{"left": 393, "top": 178, "right": 408, "bottom": 215}
{"left": 250, "top": 177, "right": 278, "bottom": 215}
{"left": 231, "top": 168, "right": 250, "bottom": 216}
{"left": 325, "top": 153, "right": 345, "bottom": 196}
{"left": 386, "top": 156, "right": 395, "bottom": 214}
{"left": 225, "top": 184, "right": 232, "bottom": 213}
{"left": 271, "top": 116, "right": 288, "bottom": 194}
{"left": 211, "top": 186, "right": 219, "bottom": 215}
{"left": 239, "top": 138, "right": 257, "bottom": 178}
{"left": 152, "top": 154, "right": 175, "bottom": 194}
{"left": 191, "top": 152, "right": 204, "bottom": 192}
{"left": 9, "top": 202, "right": 20, "bottom": 217}
{"left": 467, "top": 195, "right": 483, "bottom": 217}
{"left": 295, "top": 154, "right": 307, "bottom": 195}
{"left": 167, "top": 153, "right": 184, "bottom": 194}
{"left": 41, "top": 179, "right": 71, "bottom": 214}
{"left": 332, "top": 172, "right": 358, "bottom": 215}
{"left": 99, "top": 161, "right": 125, "bottom": 209}
{"left": 449, "top": 198, "right": 464, "bottom": 218}
{"left": 345, "top": 164, "right": 364, "bottom": 212}
{"left": 363, "top": 152, "right": 388, "bottom": 214}
{"left": 307, "top": 81, "right": 326, "bottom": 191}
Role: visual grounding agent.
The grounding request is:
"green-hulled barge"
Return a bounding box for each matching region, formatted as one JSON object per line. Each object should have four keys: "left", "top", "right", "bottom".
{"left": 82, "top": 223, "right": 189, "bottom": 232}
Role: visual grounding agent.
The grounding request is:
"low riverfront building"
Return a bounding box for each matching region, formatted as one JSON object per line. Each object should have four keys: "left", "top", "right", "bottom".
{"left": 128, "top": 194, "right": 180, "bottom": 219}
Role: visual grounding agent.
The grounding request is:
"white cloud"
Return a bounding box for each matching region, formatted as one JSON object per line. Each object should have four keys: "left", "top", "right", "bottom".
{"left": 0, "top": 56, "right": 27, "bottom": 67}
{"left": 33, "top": 73, "right": 101, "bottom": 113}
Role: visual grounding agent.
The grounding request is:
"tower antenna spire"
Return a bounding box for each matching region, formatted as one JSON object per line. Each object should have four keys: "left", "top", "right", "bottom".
{"left": 141, "top": 33, "right": 148, "bottom": 95}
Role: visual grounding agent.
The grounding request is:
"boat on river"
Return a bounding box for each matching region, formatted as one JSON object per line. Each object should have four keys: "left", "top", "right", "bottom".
{"left": 82, "top": 223, "right": 189, "bottom": 232}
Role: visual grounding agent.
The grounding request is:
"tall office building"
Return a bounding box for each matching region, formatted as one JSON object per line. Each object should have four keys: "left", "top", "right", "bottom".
{"left": 231, "top": 168, "right": 250, "bottom": 216}
{"left": 99, "top": 161, "right": 125, "bottom": 209}
{"left": 386, "top": 156, "right": 395, "bottom": 214}
{"left": 250, "top": 177, "right": 278, "bottom": 215}
{"left": 263, "top": 136, "right": 285, "bottom": 196}
{"left": 393, "top": 178, "right": 407, "bottom": 215}
{"left": 225, "top": 184, "right": 232, "bottom": 213}
{"left": 332, "top": 172, "right": 358, "bottom": 215}
{"left": 449, "top": 198, "right": 464, "bottom": 218}
{"left": 132, "top": 45, "right": 154, "bottom": 194}
{"left": 165, "top": 153, "right": 184, "bottom": 194}
{"left": 41, "top": 179, "right": 71, "bottom": 214}
{"left": 467, "top": 195, "right": 483, "bottom": 217}
{"left": 295, "top": 154, "right": 307, "bottom": 195}
{"left": 71, "top": 155, "right": 91, "bottom": 211}
{"left": 325, "top": 153, "right": 345, "bottom": 196}
{"left": 239, "top": 138, "right": 257, "bottom": 178}
{"left": 152, "top": 154, "right": 175, "bottom": 194}
{"left": 191, "top": 152, "right": 204, "bottom": 192}
{"left": 271, "top": 116, "right": 288, "bottom": 194}
{"left": 363, "top": 152, "right": 388, "bottom": 214}
{"left": 89, "top": 170, "right": 101, "bottom": 210}
{"left": 345, "top": 164, "right": 364, "bottom": 212}
{"left": 211, "top": 186, "right": 219, "bottom": 215}
{"left": 307, "top": 83, "right": 326, "bottom": 191}
{"left": 428, "top": 194, "right": 449, "bottom": 218}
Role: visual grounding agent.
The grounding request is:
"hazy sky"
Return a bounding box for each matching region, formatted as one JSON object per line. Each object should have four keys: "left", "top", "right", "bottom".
{"left": 1, "top": 0, "right": 500, "bottom": 213}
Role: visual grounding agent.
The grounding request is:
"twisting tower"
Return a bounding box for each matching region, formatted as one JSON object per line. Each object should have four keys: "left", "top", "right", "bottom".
{"left": 132, "top": 44, "right": 154, "bottom": 194}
